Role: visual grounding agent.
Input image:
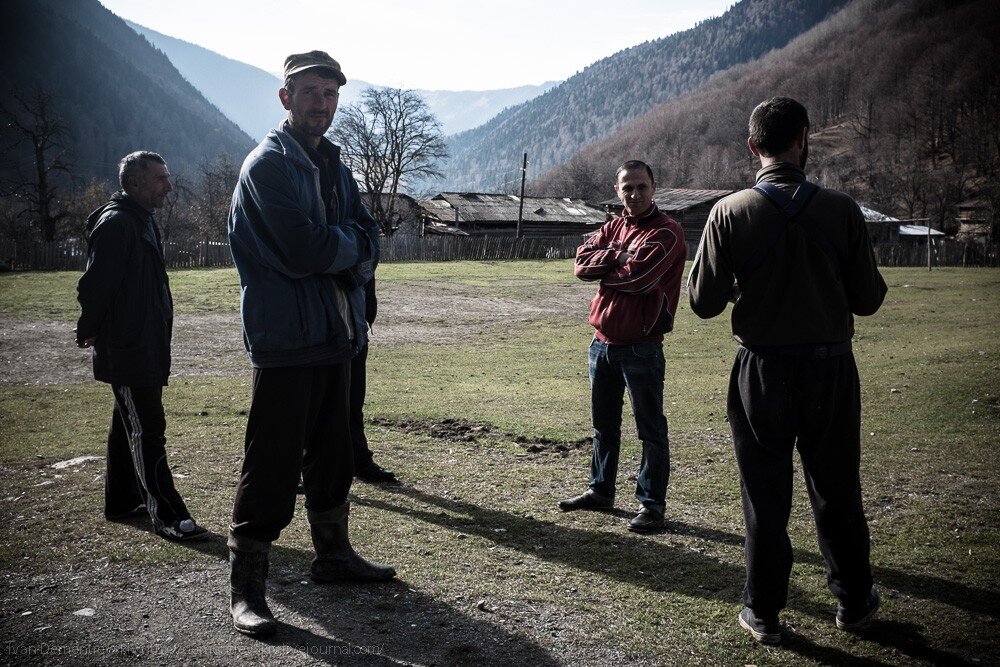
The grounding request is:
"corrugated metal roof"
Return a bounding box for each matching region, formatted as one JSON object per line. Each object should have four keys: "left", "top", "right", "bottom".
{"left": 425, "top": 192, "right": 606, "bottom": 224}
{"left": 602, "top": 187, "right": 734, "bottom": 211}
{"left": 899, "top": 224, "right": 944, "bottom": 236}
{"left": 859, "top": 204, "right": 898, "bottom": 222}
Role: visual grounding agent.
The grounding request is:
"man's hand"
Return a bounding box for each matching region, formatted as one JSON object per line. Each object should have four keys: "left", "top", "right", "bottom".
{"left": 77, "top": 337, "right": 96, "bottom": 349}
{"left": 617, "top": 250, "right": 634, "bottom": 266}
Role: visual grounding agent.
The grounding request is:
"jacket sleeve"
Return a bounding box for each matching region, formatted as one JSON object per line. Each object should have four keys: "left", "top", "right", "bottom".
{"left": 76, "top": 214, "right": 131, "bottom": 341}
{"left": 232, "top": 157, "right": 364, "bottom": 279}
{"left": 843, "top": 201, "right": 888, "bottom": 316}
{"left": 688, "top": 203, "right": 735, "bottom": 319}
{"left": 600, "top": 224, "right": 684, "bottom": 294}
{"left": 574, "top": 223, "right": 622, "bottom": 281}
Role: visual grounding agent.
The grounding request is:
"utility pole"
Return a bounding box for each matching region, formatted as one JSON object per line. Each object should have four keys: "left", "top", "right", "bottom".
{"left": 516, "top": 152, "right": 528, "bottom": 239}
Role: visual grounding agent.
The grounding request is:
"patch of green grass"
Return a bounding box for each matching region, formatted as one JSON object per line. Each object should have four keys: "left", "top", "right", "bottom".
{"left": 1, "top": 263, "right": 998, "bottom": 665}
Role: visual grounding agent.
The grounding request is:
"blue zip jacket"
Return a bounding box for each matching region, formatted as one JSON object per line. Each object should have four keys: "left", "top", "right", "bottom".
{"left": 228, "top": 121, "right": 380, "bottom": 367}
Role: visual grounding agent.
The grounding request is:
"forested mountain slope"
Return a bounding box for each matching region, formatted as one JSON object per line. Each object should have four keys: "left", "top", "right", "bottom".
{"left": 535, "top": 0, "right": 999, "bottom": 232}
{"left": 442, "top": 0, "right": 848, "bottom": 191}
{"left": 0, "top": 0, "right": 253, "bottom": 183}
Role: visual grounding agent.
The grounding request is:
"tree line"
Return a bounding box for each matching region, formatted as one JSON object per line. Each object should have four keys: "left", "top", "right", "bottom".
{"left": 0, "top": 84, "right": 449, "bottom": 247}
{"left": 535, "top": 0, "right": 1000, "bottom": 238}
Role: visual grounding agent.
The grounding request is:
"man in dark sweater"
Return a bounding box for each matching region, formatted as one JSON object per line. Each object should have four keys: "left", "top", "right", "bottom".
{"left": 688, "top": 97, "right": 887, "bottom": 644}
{"left": 559, "top": 160, "right": 686, "bottom": 533}
{"left": 76, "top": 151, "right": 206, "bottom": 543}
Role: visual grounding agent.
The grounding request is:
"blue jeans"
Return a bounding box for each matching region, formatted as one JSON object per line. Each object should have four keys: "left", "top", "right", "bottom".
{"left": 588, "top": 338, "right": 670, "bottom": 514}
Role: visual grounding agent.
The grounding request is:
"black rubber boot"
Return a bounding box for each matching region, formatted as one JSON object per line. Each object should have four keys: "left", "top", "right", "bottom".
{"left": 308, "top": 501, "right": 396, "bottom": 583}
{"left": 228, "top": 534, "right": 277, "bottom": 637}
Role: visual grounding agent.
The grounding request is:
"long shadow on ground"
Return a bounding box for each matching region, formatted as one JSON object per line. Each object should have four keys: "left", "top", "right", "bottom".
{"left": 358, "top": 486, "right": 989, "bottom": 665}
{"left": 173, "top": 530, "right": 561, "bottom": 666}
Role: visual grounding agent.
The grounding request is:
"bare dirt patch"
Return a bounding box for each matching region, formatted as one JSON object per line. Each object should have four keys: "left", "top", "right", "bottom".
{"left": 0, "top": 280, "right": 592, "bottom": 386}
{"left": 371, "top": 416, "right": 592, "bottom": 456}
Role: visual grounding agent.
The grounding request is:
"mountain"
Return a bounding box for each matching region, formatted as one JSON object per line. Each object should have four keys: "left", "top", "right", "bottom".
{"left": 535, "top": 0, "right": 999, "bottom": 231}
{"left": 127, "top": 22, "right": 558, "bottom": 138}
{"left": 415, "top": 83, "right": 559, "bottom": 136}
{"left": 442, "top": 0, "right": 849, "bottom": 192}
{"left": 0, "top": 0, "right": 253, "bottom": 183}
{"left": 124, "top": 21, "right": 285, "bottom": 142}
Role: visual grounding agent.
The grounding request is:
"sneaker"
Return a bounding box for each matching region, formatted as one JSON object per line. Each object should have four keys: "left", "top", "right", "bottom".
{"left": 355, "top": 460, "right": 398, "bottom": 484}
{"left": 557, "top": 490, "right": 613, "bottom": 512}
{"left": 105, "top": 503, "right": 147, "bottom": 521}
{"left": 627, "top": 506, "right": 665, "bottom": 533}
{"left": 836, "top": 587, "right": 880, "bottom": 631}
{"left": 157, "top": 518, "right": 209, "bottom": 542}
{"left": 739, "top": 607, "right": 782, "bottom": 644}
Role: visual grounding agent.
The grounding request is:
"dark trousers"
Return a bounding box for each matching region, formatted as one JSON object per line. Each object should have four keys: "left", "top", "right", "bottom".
{"left": 588, "top": 338, "right": 671, "bottom": 514}
{"left": 105, "top": 385, "right": 190, "bottom": 530}
{"left": 727, "top": 346, "right": 873, "bottom": 615}
{"left": 350, "top": 344, "right": 374, "bottom": 467}
{"left": 231, "top": 363, "right": 353, "bottom": 543}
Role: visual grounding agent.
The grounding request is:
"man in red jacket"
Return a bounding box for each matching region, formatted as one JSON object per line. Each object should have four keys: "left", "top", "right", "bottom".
{"left": 559, "top": 160, "right": 686, "bottom": 533}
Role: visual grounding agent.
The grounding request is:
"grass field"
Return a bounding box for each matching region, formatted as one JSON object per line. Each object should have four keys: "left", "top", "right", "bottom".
{"left": 0, "top": 262, "right": 997, "bottom": 665}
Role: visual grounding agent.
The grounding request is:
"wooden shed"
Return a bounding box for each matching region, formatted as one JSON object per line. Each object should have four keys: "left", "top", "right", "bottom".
{"left": 602, "top": 188, "right": 734, "bottom": 251}
{"left": 420, "top": 192, "right": 606, "bottom": 238}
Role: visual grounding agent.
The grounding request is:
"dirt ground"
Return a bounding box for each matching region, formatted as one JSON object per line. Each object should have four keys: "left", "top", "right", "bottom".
{"left": 1, "top": 278, "right": 629, "bottom": 666}
{"left": 0, "top": 280, "right": 593, "bottom": 387}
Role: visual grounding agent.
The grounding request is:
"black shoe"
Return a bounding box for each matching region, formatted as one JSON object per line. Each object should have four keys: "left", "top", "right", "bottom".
{"left": 558, "top": 490, "right": 614, "bottom": 512}
{"left": 739, "top": 607, "right": 782, "bottom": 644}
{"left": 627, "top": 506, "right": 665, "bottom": 533}
{"left": 836, "top": 587, "right": 880, "bottom": 631}
{"left": 105, "top": 503, "right": 147, "bottom": 521}
{"left": 355, "top": 460, "right": 398, "bottom": 484}
{"left": 156, "top": 518, "right": 209, "bottom": 542}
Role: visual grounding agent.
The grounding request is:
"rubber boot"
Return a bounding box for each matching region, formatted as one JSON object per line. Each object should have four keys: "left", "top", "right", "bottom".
{"left": 308, "top": 501, "right": 396, "bottom": 583}
{"left": 228, "top": 533, "right": 277, "bottom": 637}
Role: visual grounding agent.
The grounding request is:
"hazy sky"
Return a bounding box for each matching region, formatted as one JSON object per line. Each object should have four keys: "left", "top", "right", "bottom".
{"left": 97, "top": 0, "right": 734, "bottom": 91}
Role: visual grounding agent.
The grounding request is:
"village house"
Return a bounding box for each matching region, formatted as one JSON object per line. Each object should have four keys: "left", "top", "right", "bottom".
{"left": 602, "top": 188, "right": 734, "bottom": 253}
{"left": 419, "top": 192, "right": 606, "bottom": 238}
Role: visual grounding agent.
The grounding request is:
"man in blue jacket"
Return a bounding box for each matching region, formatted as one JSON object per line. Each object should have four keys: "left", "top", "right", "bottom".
{"left": 227, "top": 50, "right": 394, "bottom": 638}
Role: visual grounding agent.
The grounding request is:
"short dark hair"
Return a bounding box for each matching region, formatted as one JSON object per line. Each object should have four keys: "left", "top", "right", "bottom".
{"left": 118, "top": 151, "right": 165, "bottom": 190}
{"left": 615, "top": 160, "right": 655, "bottom": 184}
{"left": 283, "top": 69, "right": 342, "bottom": 95}
{"left": 748, "top": 97, "right": 810, "bottom": 157}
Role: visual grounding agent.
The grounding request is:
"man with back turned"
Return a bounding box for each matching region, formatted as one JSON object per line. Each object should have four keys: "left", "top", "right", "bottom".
{"left": 688, "top": 97, "right": 887, "bottom": 643}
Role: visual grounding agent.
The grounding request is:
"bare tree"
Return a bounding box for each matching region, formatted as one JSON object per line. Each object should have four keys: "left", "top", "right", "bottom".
{"left": 0, "top": 88, "right": 73, "bottom": 241}
{"left": 191, "top": 154, "right": 238, "bottom": 244}
{"left": 331, "top": 87, "right": 448, "bottom": 236}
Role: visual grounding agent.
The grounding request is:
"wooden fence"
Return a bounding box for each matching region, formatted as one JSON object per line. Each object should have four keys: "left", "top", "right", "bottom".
{"left": 1, "top": 237, "right": 997, "bottom": 271}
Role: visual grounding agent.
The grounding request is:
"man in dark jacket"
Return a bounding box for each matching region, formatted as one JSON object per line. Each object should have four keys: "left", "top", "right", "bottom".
{"left": 227, "top": 50, "right": 394, "bottom": 638}
{"left": 76, "top": 151, "right": 206, "bottom": 542}
{"left": 688, "top": 97, "right": 886, "bottom": 644}
{"left": 351, "top": 278, "right": 398, "bottom": 484}
{"left": 558, "top": 160, "right": 686, "bottom": 534}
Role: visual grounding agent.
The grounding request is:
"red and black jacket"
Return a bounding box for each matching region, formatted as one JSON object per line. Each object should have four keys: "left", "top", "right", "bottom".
{"left": 575, "top": 204, "right": 686, "bottom": 345}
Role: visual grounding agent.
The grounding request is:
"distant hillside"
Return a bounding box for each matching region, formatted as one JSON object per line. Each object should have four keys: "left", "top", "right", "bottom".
{"left": 417, "top": 83, "right": 559, "bottom": 136}
{"left": 0, "top": 0, "right": 253, "bottom": 183}
{"left": 536, "top": 0, "right": 999, "bottom": 232}
{"left": 442, "top": 0, "right": 848, "bottom": 191}
{"left": 126, "top": 21, "right": 285, "bottom": 142}
{"left": 128, "top": 22, "right": 558, "bottom": 138}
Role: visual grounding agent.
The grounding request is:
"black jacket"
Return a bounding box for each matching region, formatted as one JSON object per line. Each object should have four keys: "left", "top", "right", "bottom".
{"left": 76, "top": 192, "right": 173, "bottom": 386}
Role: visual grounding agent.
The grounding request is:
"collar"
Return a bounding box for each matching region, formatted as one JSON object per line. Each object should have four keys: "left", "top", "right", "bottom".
{"left": 281, "top": 120, "right": 341, "bottom": 166}
{"left": 111, "top": 191, "right": 153, "bottom": 217}
{"left": 623, "top": 203, "right": 661, "bottom": 225}
{"left": 755, "top": 162, "right": 806, "bottom": 185}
